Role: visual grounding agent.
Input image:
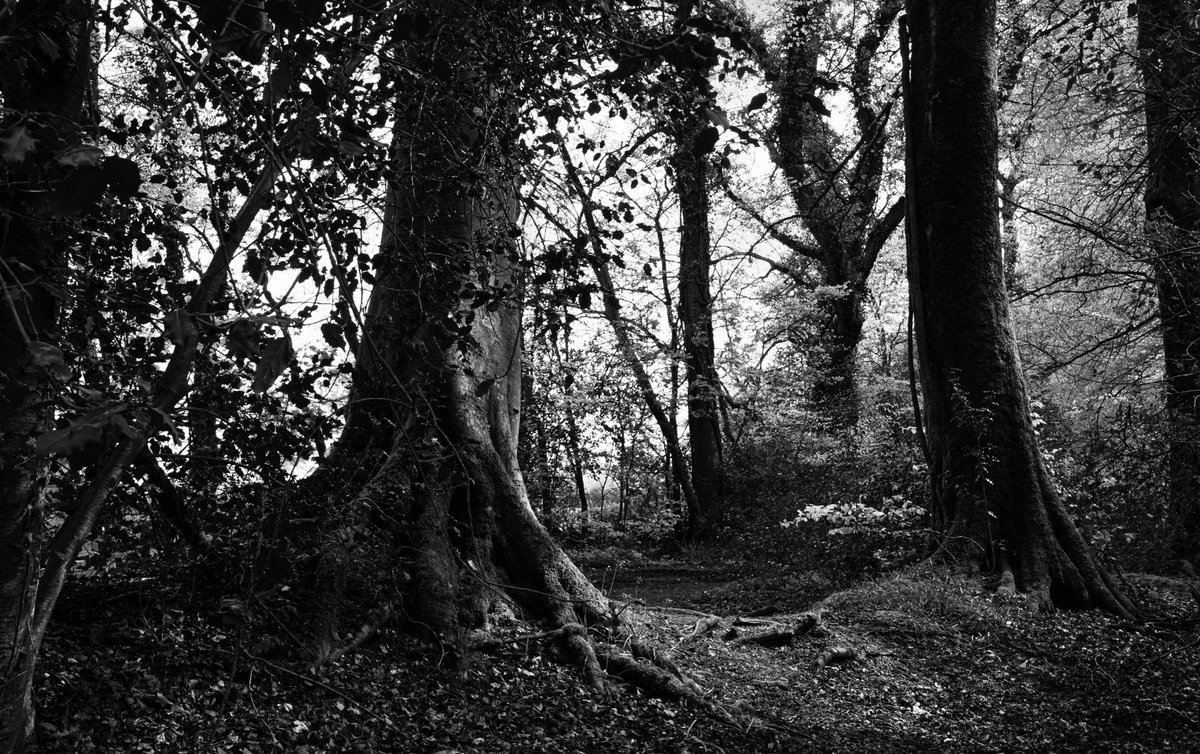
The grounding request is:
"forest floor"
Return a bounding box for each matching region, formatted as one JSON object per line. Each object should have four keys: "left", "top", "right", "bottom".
{"left": 32, "top": 549, "right": 1200, "bottom": 753}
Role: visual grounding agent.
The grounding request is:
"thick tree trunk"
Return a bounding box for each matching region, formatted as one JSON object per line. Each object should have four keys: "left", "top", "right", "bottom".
{"left": 902, "top": 1, "right": 1135, "bottom": 616}
{"left": 311, "top": 1, "right": 610, "bottom": 668}
{"left": 671, "top": 104, "right": 723, "bottom": 536}
{"left": 0, "top": 4, "right": 93, "bottom": 749}
{"left": 1138, "top": 0, "right": 1200, "bottom": 566}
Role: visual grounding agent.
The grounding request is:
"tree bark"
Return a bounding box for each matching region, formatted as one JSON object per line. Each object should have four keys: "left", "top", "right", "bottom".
{"left": 0, "top": 3, "right": 93, "bottom": 748}
{"left": 310, "top": 1, "right": 611, "bottom": 668}
{"left": 1137, "top": 0, "right": 1200, "bottom": 567}
{"left": 669, "top": 47, "right": 723, "bottom": 537}
{"left": 902, "top": 1, "right": 1135, "bottom": 616}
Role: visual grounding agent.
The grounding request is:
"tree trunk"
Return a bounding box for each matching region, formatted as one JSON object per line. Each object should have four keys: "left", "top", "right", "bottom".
{"left": 1137, "top": 0, "right": 1200, "bottom": 567}
{"left": 0, "top": 4, "right": 93, "bottom": 748}
{"left": 671, "top": 95, "right": 723, "bottom": 536}
{"left": 762, "top": 0, "right": 904, "bottom": 430}
{"left": 654, "top": 211, "right": 683, "bottom": 507}
{"left": 902, "top": 1, "right": 1135, "bottom": 616}
{"left": 556, "top": 144, "right": 705, "bottom": 538}
{"left": 310, "top": 1, "right": 610, "bottom": 668}
{"left": 519, "top": 358, "right": 556, "bottom": 531}
{"left": 553, "top": 337, "right": 590, "bottom": 518}
{"left": 999, "top": 170, "right": 1023, "bottom": 292}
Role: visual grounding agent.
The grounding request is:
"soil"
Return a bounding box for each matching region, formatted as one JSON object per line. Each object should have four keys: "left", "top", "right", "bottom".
{"left": 31, "top": 556, "right": 1200, "bottom": 753}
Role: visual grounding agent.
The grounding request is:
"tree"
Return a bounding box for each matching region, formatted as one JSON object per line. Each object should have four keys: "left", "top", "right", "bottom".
{"left": 732, "top": 0, "right": 906, "bottom": 429}
{"left": 309, "top": 0, "right": 651, "bottom": 676}
{"left": 1137, "top": 0, "right": 1200, "bottom": 567}
{"left": 902, "top": 0, "right": 1136, "bottom": 615}
{"left": 668, "top": 2, "right": 725, "bottom": 536}
{"left": 0, "top": 3, "right": 95, "bottom": 746}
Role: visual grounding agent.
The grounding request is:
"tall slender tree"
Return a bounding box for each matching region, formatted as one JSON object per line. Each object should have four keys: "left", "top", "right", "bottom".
{"left": 1137, "top": 0, "right": 1200, "bottom": 567}
{"left": 669, "top": 1, "right": 724, "bottom": 537}
{"left": 902, "top": 0, "right": 1135, "bottom": 615}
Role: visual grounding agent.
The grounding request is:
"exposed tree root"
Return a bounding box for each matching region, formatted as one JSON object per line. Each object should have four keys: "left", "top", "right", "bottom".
{"left": 730, "top": 612, "right": 820, "bottom": 647}
{"left": 309, "top": 602, "right": 394, "bottom": 672}
{"left": 685, "top": 615, "right": 721, "bottom": 640}
{"left": 468, "top": 614, "right": 718, "bottom": 711}
{"left": 813, "top": 645, "right": 859, "bottom": 669}
{"left": 594, "top": 643, "right": 730, "bottom": 721}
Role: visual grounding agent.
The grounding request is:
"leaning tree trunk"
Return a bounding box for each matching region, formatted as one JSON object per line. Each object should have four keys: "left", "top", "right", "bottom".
{"left": 310, "top": 1, "right": 610, "bottom": 669}
{"left": 0, "top": 3, "right": 93, "bottom": 749}
{"left": 902, "top": 1, "right": 1135, "bottom": 616}
{"left": 1138, "top": 0, "right": 1200, "bottom": 567}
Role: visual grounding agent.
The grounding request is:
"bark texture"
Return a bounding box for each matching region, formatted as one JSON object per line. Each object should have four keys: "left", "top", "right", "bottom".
{"left": 1138, "top": 0, "right": 1200, "bottom": 566}
{"left": 311, "top": 1, "right": 610, "bottom": 667}
{"left": 0, "top": 3, "right": 93, "bottom": 749}
{"left": 903, "top": 1, "right": 1135, "bottom": 615}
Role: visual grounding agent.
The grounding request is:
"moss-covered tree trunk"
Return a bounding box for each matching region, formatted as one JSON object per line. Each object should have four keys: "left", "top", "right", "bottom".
{"left": 1138, "top": 0, "right": 1200, "bottom": 567}
{"left": 902, "top": 0, "right": 1135, "bottom": 616}
{"left": 311, "top": 1, "right": 610, "bottom": 667}
{"left": 0, "top": 3, "right": 93, "bottom": 749}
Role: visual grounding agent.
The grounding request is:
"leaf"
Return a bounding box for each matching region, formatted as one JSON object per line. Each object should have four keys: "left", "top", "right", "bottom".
{"left": 102, "top": 156, "right": 141, "bottom": 200}
{"left": 35, "top": 401, "right": 130, "bottom": 459}
{"left": 55, "top": 144, "right": 103, "bottom": 168}
{"left": 802, "top": 92, "right": 832, "bottom": 117}
{"left": 746, "top": 92, "right": 769, "bottom": 112}
{"left": 27, "top": 341, "right": 64, "bottom": 367}
{"left": 0, "top": 126, "right": 38, "bottom": 163}
{"left": 265, "top": 0, "right": 304, "bottom": 30}
{"left": 226, "top": 319, "right": 261, "bottom": 359}
{"left": 252, "top": 334, "right": 294, "bottom": 393}
{"left": 692, "top": 126, "right": 720, "bottom": 157}
{"left": 704, "top": 108, "right": 730, "bottom": 129}
{"left": 475, "top": 377, "right": 496, "bottom": 396}
{"left": 51, "top": 166, "right": 106, "bottom": 216}
{"left": 320, "top": 322, "right": 345, "bottom": 349}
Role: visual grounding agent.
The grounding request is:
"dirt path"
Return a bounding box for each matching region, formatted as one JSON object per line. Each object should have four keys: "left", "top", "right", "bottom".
{"left": 586, "top": 565, "right": 735, "bottom": 608}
